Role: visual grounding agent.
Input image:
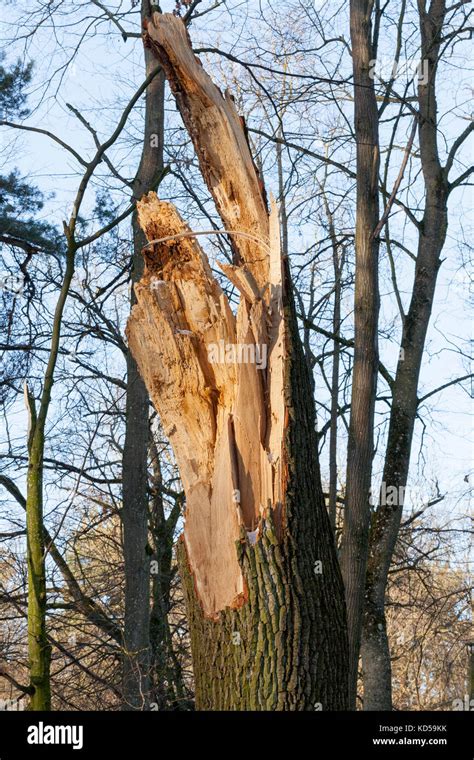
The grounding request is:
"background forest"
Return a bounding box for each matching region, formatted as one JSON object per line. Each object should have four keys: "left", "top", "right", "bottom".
{"left": 0, "top": 0, "right": 472, "bottom": 711}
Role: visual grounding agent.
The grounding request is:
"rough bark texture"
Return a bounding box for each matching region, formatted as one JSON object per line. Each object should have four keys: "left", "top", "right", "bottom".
{"left": 177, "top": 276, "right": 348, "bottom": 709}
{"left": 340, "top": 0, "right": 380, "bottom": 709}
{"left": 127, "top": 13, "right": 348, "bottom": 710}
{"left": 361, "top": 0, "right": 448, "bottom": 711}
{"left": 122, "top": 0, "right": 165, "bottom": 710}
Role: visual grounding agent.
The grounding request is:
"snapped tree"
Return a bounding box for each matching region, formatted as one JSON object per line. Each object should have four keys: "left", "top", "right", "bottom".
{"left": 127, "top": 13, "right": 348, "bottom": 711}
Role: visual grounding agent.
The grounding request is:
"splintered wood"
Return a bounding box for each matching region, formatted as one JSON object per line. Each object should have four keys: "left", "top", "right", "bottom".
{"left": 127, "top": 13, "right": 286, "bottom": 619}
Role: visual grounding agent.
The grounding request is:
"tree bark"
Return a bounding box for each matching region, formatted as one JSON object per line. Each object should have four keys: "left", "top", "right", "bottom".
{"left": 25, "top": 241, "right": 76, "bottom": 710}
{"left": 148, "top": 439, "right": 187, "bottom": 708}
{"left": 127, "top": 13, "right": 348, "bottom": 710}
{"left": 361, "top": 0, "right": 449, "bottom": 711}
{"left": 322, "top": 191, "right": 344, "bottom": 535}
{"left": 121, "top": 0, "right": 165, "bottom": 711}
{"left": 340, "top": 0, "right": 380, "bottom": 709}
{"left": 25, "top": 385, "right": 52, "bottom": 712}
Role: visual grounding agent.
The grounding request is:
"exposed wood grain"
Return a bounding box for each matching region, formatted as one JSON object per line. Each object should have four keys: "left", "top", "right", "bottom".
{"left": 143, "top": 12, "right": 270, "bottom": 291}
{"left": 126, "top": 14, "right": 291, "bottom": 619}
{"left": 127, "top": 195, "right": 283, "bottom": 617}
{"left": 126, "top": 15, "right": 348, "bottom": 710}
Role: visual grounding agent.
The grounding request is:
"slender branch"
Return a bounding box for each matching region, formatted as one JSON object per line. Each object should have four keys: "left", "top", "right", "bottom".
{"left": 90, "top": 0, "right": 141, "bottom": 40}
{"left": 448, "top": 165, "right": 474, "bottom": 192}
{"left": 418, "top": 373, "right": 473, "bottom": 405}
{"left": 76, "top": 204, "right": 135, "bottom": 249}
{"left": 300, "top": 314, "right": 394, "bottom": 388}
{"left": 0, "top": 235, "right": 44, "bottom": 254}
{"left": 0, "top": 667, "right": 34, "bottom": 696}
{"left": 66, "top": 102, "right": 133, "bottom": 187}
{"left": 372, "top": 117, "right": 418, "bottom": 239}
{"left": 444, "top": 119, "right": 474, "bottom": 178}
{"left": 248, "top": 126, "right": 357, "bottom": 180}
{"left": 0, "top": 473, "right": 122, "bottom": 643}
{"left": 0, "top": 120, "right": 88, "bottom": 167}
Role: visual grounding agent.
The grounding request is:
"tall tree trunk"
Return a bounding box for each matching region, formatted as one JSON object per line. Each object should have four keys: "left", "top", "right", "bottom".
{"left": 361, "top": 0, "right": 448, "bottom": 711}
{"left": 25, "top": 241, "right": 76, "bottom": 710}
{"left": 322, "top": 192, "right": 344, "bottom": 535}
{"left": 148, "top": 439, "right": 186, "bottom": 708}
{"left": 121, "top": 0, "right": 165, "bottom": 710}
{"left": 340, "top": 0, "right": 380, "bottom": 709}
{"left": 25, "top": 385, "right": 51, "bottom": 712}
{"left": 127, "top": 13, "right": 348, "bottom": 710}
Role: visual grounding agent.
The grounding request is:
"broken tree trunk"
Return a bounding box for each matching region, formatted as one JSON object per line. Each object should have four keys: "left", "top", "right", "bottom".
{"left": 127, "top": 13, "right": 348, "bottom": 710}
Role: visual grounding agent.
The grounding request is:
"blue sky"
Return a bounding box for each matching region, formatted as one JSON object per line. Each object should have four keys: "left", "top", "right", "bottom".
{"left": 0, "top": 0, "right": 472, "bottom": 564}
